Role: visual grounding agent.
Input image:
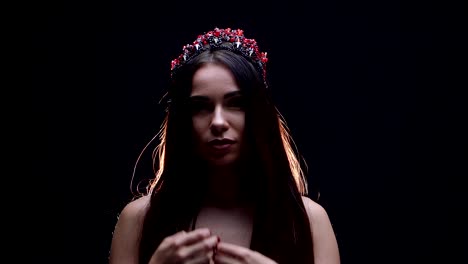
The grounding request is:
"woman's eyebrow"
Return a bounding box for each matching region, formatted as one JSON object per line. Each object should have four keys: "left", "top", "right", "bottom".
{"left": 189, "top": 91, "right": 242, "bottom": 101}
{"left": 188, "top": 95, "right": 210, "bottom": 101}
{"left": 224, "top": 91, "right": 242, "bottom": 99}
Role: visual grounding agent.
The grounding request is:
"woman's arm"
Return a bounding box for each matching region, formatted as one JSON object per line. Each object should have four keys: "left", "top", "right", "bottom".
{"left": 109, "top": 196, "right": 218, "bottom": 264}
{"left": 302, "top": 196, "right": 341, "bottom": 264}
{"left": 109, "top": 196, "right": 150, "bottom": 264}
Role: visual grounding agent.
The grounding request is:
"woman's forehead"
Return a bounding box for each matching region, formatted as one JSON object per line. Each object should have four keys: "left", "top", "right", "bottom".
{"left": 190, "top": 64, "right": 240, "bottom": 97}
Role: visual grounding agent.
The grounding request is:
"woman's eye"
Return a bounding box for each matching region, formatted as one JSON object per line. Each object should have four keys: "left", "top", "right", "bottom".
{"left": 190, "top": 101, "right": 212, "bottom": 113}
{"left": 227, "top": 97, "right": 245, "bottom": 109}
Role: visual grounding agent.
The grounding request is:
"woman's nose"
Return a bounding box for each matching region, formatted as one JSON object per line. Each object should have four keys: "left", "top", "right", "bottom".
{"left": 210, "top": 106, "right": 228, "bottom": 134}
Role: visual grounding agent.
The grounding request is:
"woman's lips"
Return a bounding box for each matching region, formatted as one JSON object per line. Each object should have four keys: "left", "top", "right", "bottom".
{"left": 208, "top": 139, "right": 235, "bottom": 151}
{"left": 210, "top": 143, "right": 233, "bottom": 150}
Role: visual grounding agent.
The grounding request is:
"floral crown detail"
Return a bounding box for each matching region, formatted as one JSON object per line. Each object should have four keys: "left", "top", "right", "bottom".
{"left": 170, "top": 27, "right": 269, "bottom": 84}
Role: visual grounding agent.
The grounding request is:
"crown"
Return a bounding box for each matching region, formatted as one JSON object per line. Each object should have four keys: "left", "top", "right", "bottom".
{"left": 170, "top": 27, "right": 268, "bottom": 84}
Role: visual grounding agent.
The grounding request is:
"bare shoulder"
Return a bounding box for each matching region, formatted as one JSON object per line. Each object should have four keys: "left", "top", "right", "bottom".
{"left": 301, "top": 196, "right": 341, "bottom": 264}
{"left": 120, "top": 195, "right": 151, "bottom": 219}
{"left": 109, "top": 195, "right": 151, "bottom": 264}
{"left": 114, "top": 195, "right": 151, "bottom": 228}
{"left": 301, "top": 196, "right": 329, "bottom": 222}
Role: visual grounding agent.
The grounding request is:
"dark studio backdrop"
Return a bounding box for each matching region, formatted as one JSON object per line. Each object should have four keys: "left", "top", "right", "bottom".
{"left": 31, "top": 1, "right": 466, "bottom": 264}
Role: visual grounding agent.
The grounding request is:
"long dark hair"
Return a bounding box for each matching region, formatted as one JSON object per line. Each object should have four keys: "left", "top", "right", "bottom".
{"left": 136, "top": 47, "right": 314, "bottom": 263}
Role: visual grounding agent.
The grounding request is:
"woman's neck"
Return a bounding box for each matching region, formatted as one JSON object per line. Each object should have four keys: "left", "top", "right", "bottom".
{"left": 203, "top": 165, "right": 250, "bottom": 208}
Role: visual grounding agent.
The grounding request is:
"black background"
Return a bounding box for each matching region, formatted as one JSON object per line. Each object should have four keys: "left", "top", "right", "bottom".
{"left": 31, "top": 0, "right": 466, "bottom": 263}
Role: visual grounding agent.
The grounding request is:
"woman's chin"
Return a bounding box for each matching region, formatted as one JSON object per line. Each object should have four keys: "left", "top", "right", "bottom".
{"left": 207, "top": 154, "right": 239, "bottom": 167}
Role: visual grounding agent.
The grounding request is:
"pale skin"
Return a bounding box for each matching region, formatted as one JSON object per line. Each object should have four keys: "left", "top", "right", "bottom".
{"left": 109, "top": 63, "right": 340, "bottom": 264}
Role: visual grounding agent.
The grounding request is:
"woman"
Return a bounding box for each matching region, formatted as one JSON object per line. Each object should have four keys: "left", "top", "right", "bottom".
{"left": 109, "top": 27, "right": 340, "bottom": 264}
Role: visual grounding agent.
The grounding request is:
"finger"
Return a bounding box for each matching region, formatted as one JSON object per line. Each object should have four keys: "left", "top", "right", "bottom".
{"left": 185, "top": 253, "right": 212, "bottom": 264}
{"left": 172, "top": 230, "right": 187, "bottom": 238}
{"left": 178, "top": 228, "right": 212, "bottom": 246}
{"left": 216, "top": 242, "right": 249, "bottom": 259}
{"left": 213, "top": 253, "right": 238, "bottom": 264}
{"left": 180, "top": 235, "right": 219, "bottom": 259}
{"left": 184, "top": 245, "right": 215, "bottom": 264}
{"left": 164, "top": 228, "right": 211, "bottom": 249}
{"left": 159, "top": 230, "right": 186, "bottom": 247}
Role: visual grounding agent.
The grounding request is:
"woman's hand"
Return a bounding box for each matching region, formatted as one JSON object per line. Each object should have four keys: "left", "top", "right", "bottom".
{"left": 213, "top": 242, "right": 277, "bottom": 264}
{"left": 149, "top": 228, "right": 219, "bottom": 264}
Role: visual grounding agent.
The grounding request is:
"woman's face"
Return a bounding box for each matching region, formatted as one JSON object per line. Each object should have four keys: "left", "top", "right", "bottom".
{"left": 190, "top": 63, "right": 245, "bottom": 167}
